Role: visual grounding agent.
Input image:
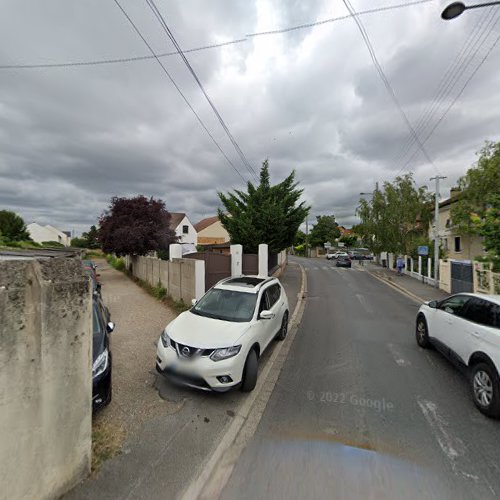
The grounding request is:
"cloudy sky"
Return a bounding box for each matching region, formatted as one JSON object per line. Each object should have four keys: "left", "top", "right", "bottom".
{"left": 1, "top": 0, "right": 499, "bottom": 235}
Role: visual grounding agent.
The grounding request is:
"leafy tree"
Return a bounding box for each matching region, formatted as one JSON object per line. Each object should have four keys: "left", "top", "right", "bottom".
{"left": 72, "top": 224, "right": 101, "bottom": 249}
{"left": 218, "top": 160, "right": 310, "bottom": 254}
{"left": 356, "top": 174, "right": 432, "bottom": 255}
{"left": 451, "top": 141, "right": 500, "bottom": 256}
{"left": 98, "top": 195, "right": 178, "bottom": 256}
{"left": 309, "top": 215, "right": 340, "bottom": 248}
{"left": 0, "top": 210, "right": 31, "bottom": 242}
{"left": 70, "top": 237, "right": 88, "bottom": 248}
{"left": 82, "top": 225, "right": 100, "bottom": 249}
{"left": 339, "top": 234, "right": 357, "bottom": 247}
{"left": 294, "top": 230, "right": 307, "bottom": 246}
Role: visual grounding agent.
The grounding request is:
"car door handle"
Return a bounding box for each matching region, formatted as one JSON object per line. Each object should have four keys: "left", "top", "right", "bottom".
{"left": 471, "top": 331, "right": 481, "bottom": 338}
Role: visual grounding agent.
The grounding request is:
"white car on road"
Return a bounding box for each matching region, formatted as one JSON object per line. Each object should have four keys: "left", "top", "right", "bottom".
{"left": 156, "top": 276, "right": 289, "bottom": 392}
{"left": 326, "top": 251, "right": 348, "bottom": 260}
{"left": 416, "top": 293, "right": 500, "bottom": 417}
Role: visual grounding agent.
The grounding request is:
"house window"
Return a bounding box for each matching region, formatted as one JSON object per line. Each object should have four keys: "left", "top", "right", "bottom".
{"left": 454, "top": 236, "right": 461, "bottom": 252}
{"left": 445, "top": 219, "right": 451, "bottom": 228}
{"left": 182, "top": 225, "right": 189, "bottom": 234}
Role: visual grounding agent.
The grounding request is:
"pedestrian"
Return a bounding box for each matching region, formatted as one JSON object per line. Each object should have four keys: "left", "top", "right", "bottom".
{"left": 396, "top": 256, "right": 404, "bottom": 275}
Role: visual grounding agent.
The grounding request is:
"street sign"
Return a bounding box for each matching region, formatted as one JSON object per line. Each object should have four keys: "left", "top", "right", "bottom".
{"left": 338, "top": 242, "right": 345, "bottom": 248}
{"left": 418, "top": 245, "right": 429, "bottom": 256}
{"left": 324, "top": 242, "right": 332, "bottom": 248}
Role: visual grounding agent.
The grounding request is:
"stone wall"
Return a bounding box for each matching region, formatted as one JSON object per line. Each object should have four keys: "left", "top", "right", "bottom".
{"left": 0, "top": 257, "right": 92, "bottom": 500}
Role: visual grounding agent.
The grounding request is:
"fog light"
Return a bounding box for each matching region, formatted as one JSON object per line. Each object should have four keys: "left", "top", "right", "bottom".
{"left": 217, "top": 375, "right": 233, "bottom": 384}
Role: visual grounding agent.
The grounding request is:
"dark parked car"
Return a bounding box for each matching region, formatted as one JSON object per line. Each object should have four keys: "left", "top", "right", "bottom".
{"left": 92, "top": 296, "right": 114, "bottom": 411}
{"left": 336, "top": 256, "right": 352, "bottom": 268}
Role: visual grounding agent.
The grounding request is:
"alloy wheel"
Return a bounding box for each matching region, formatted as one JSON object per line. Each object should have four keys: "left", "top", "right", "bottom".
{"left": 474, "top": 370, "right": 493, "bottom": 407}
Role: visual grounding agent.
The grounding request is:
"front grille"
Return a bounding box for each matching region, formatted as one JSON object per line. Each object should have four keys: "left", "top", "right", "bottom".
{"left": 170, "top": 339, "right": 214, "bottom": 358}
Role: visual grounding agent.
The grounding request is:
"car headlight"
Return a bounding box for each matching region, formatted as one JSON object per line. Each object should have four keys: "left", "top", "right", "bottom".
{"left": 93, "top": 349, "right": 109, "bottom": 379}
{"left": 161, "top": 328, "right": 170, "bottom": 348}
{"left": 210, "top": 345, "right": 241, "bottom": 362}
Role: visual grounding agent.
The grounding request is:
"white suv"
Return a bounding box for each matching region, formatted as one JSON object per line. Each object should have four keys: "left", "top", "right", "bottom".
{"left": 156, "top": 276, "right": 289, "bottom": 393}
{"left": 416, "top": 293, "right": 500, "bottom": 417}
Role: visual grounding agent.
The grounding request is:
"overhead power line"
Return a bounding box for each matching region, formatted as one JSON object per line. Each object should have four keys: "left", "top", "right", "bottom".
{"left": 400, "top": 17, "right": 500, "bottom": 172}
{"left": 0, "top": 0, "right": 435, "bottom": 71}
{"left": 394, "top": 7, "right": 499, "bottom": 172}
{"left": 391, "top": 7, "right": 491, "bottom": 168}
{"left": 112, "top": 0, "right": 249, "bottom": 185}
{"left": 341, "top": 0, "right": 439, "bottom": 175}
{"left": 144, "top": 0, "right": 258, "bottom": 180}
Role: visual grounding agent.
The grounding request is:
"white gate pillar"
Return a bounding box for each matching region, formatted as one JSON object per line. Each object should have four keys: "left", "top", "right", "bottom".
{"left": 258, "top": 244, "right": 268, "bottom": 277}
{"left": 230, "top": 244, "right": 243, "bottom": 277}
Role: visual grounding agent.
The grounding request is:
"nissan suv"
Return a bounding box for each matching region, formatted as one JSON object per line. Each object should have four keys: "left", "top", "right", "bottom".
{"left": 156, "top": 276, "right": 289, "bottom": 393}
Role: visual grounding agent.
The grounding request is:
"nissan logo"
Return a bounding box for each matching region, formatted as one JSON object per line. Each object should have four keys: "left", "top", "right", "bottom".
{"left": 181, "top": 346, "right": 191, "bottom": 357}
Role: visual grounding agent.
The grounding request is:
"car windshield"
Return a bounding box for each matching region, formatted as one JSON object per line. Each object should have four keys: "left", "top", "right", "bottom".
{"left": 191, "top": 288, "right": 257, "bottom": 323}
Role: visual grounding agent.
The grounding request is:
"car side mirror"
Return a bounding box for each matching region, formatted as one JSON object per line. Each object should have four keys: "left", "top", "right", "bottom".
{"left": 107, "top": 322, "right": 115, "bottom": 333}
{"left": 191, "top": 298, "right": 197, "bottom": 306}
{"left": 428, "top": 300, "right": 438, "bottom": 309}
{"left": 260, "top": 310, "right": 274, "bottom": 320}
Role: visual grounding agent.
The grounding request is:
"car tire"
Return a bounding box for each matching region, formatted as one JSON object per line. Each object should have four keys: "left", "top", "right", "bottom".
{"left": 241, "top": 349, "right": 258, "bottom": 393}
{"left": 470, "top": 362, "right": 500, "bottom": 418}
{"left": 276, "top": 311, "right": 289, "bottom": 341}
{"left": 416, "top": 315, "right": 431, "bottom": 348}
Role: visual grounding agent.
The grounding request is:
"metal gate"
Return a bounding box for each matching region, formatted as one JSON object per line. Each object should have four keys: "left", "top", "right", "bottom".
{"left": 242, "top": 254, "right": 258, "bottom": 275}
{"left": 451, "top": 261, "right": 473, "bottom": 294}
{"left": 184, "top": 252, "right": 231, "bottom": 291}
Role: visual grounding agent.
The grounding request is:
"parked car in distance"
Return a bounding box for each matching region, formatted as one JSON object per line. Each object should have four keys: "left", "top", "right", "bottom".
{"left": 326, "top": 250, "right": 337, "bottom": 260}
{"left": 327, "top": 251, "right": 348, "bottom": 260}
{"left": 83, "top": 259, "right": 101, "bottom": 293}
{"left": 156, "top": 275, "right": 289, "bottom": 393}
{"left": 336, "top": 256, "right": 352, "bottom": 268}
{"left": 92, "top": 296, "right": 114, "bottom": 411}
{"left": 416, "top": 293, "right": 500, "bottom": 417}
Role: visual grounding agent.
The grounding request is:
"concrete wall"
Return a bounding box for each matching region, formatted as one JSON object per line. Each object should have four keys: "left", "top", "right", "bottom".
{"left": 0, "top": 257, "right": 92, "bottom": 500}
{"left": 473, "top": 261, "right": 500, "bottom": 295}
{"left": 126, "top": 255, "right": 201, "bottom": 302}
{"left": 439, "top": 260, "right": 452, "bottom": 293}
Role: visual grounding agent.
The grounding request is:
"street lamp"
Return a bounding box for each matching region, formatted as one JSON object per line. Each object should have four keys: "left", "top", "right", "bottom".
{"left": 441, "top": 1, "right": 500, "bottom": 20}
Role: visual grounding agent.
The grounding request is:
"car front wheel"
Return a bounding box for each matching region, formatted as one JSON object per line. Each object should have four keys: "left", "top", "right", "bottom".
{"left": 276, "top": 311, "right": 289, "bottom": 341}
{"left": 471, "top": 362, "right": 500, "bottom": 418}
{"left": 416, "top": 315, "right": 430, "bottom": 348}
{"left": 241, "top": 349, "right": 258, "bottom": 392}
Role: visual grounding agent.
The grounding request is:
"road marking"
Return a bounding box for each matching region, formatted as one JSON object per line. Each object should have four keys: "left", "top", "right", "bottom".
{"left": 387, "top": 343, "right": 411, "bottom": 366}
{"left": 417, "top": 398, "right": 481, "bottom": 483}
{"left": 355, "top": 293, "right": 373, "bottom": 314}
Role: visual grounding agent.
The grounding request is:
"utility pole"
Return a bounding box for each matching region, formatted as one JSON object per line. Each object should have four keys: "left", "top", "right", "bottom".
{"left": 430, "top": 175, "right": 447, "bottom": 288}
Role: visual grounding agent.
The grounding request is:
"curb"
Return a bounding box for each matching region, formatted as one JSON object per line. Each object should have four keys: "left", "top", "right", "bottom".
{"left": 180, "top": 263, "right": 307, "bottom": 500}
{"left": 367, "top": 270, "right": 425, "bottom": 305}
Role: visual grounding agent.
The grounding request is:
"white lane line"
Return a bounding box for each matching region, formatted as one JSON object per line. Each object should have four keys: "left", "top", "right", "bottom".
{"left": 417, "top": 398, "right": 481, "bottom": 484}
{"left": 355, "top": 293, "right": 373, "bottom": 314}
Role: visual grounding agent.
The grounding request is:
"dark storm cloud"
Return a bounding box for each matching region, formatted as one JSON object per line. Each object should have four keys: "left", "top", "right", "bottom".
{"left": 1, "top": 0, "right": 499, "bottom": 234}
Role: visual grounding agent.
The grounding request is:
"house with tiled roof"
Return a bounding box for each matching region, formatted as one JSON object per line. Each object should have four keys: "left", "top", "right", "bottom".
{"left": 194, "top": 215, "right": 230, "bottom": 245}
{"left": 169, "top": 212, "right": 197, "bottom": 245}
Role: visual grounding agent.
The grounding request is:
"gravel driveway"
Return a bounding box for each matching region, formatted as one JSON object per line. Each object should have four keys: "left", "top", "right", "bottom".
{"left": 86, "top": 259, "right": 182, "bottom": 471}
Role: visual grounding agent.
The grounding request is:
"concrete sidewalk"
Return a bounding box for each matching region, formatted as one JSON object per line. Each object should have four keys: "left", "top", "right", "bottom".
{"left": 367, "top": 263, "right": 449, "bottom": 303}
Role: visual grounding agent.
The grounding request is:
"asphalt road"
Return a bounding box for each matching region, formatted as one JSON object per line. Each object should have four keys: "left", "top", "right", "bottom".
{"left": 220, "top": 256, "right": 500, "bottom": 500}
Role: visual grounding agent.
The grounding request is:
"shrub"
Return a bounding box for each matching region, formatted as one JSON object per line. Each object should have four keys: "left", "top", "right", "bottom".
{"left": 106, "top": 254, "right": 126, "bottom": 271}
{"left": 41, "top": 241, "right": 65, "bottom": 248}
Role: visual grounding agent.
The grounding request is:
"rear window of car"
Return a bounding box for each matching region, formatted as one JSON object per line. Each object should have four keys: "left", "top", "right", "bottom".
{"left": 464, "top": 298, "right": 500, "bottom": 328}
